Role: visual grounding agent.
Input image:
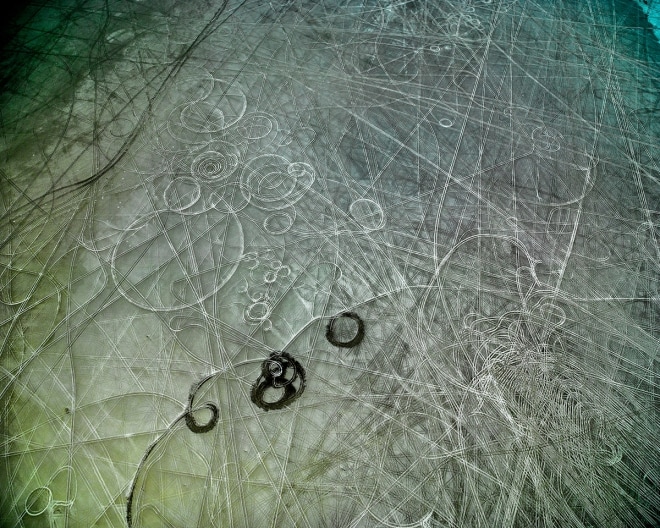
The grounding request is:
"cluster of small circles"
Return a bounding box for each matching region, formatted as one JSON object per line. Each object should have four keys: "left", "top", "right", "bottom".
{"left": 263, "top": 261, "right": 290, "bottom": 284}
{"left": 240, "top": 254, "right": 292, "bottom": 330}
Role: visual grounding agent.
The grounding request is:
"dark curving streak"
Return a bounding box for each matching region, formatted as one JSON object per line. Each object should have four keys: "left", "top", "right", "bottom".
{"left": 0, "top": 0, "right": 235, "bottom": 254}
{"left": 184, "top": 373, "right": 221, "bottom": 434}
{"left": 250, "top": 351, "right": 306, "bottom": 411}
{"left": 126, "top": 412, "right": 186, "bottom": 528}
{"left": 127, "top": 373, "right": 220, "bottom": 527}
{"left": 325, "top": 312, "right": 365, "bottom": 348}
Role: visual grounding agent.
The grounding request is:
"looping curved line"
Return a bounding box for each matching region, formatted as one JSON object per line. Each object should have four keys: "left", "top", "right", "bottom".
{"left": 250, "top": 351, "right": 306, "bottom": 411}
{"left": 185, "top": 402, "right": 220, "bottom": 434}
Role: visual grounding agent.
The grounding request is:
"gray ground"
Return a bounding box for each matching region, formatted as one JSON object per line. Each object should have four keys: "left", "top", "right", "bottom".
{"left": 0, "top": 0, "right": 658, "bottom": 527}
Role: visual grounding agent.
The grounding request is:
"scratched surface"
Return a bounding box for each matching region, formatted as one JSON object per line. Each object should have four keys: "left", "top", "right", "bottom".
{"left": 1, "top": 1, "right": 659, "bottom": 527}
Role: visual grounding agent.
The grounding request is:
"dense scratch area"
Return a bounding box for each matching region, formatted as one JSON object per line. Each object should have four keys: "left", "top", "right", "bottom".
{"left": 0, "top": 1, "right": 658, "bottom": 527}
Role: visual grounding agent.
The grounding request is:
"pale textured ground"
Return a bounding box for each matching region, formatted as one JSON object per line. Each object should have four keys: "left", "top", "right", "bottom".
{"left": 1, "top": 1, "right": 658, "bottom": 527}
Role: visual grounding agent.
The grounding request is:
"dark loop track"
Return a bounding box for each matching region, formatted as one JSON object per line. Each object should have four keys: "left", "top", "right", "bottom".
{"left": 184, "top": 402, "right": 220, "bottom": 434}
{"left": 250, "top": 351, "right": 306, "bottom": 411}
{"left": 325, "top": 312, "right": 365, "bottom": 348}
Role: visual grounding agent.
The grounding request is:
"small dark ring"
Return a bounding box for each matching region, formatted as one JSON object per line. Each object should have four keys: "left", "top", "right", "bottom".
{"left": 325, "top": 312, "right": 365, "bottom": 348}
{"left": 185, "top": 402, "right": 219, "bottom": 433}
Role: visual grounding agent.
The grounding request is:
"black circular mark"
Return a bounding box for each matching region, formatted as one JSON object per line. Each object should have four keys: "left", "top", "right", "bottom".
{"left": 325, "top": 311, "right": 365, "bottom": 348}
{"left": 185, "top": 402, "right": 219, "bottom": 433}
{"left": 250, "top": 351, "right": 306, "bottom": 411}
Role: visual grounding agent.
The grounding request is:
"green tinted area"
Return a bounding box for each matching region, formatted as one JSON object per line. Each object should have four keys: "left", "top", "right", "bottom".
{"left": 1, "top": 1, "right": 658, "bottom": 527}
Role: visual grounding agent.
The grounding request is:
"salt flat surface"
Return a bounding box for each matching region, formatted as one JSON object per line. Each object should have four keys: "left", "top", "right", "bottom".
{"left": 0, "top": 1, "right": 658, "bottom": 527}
